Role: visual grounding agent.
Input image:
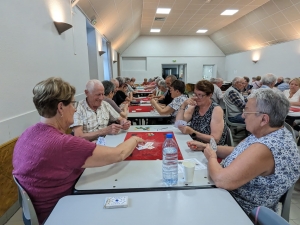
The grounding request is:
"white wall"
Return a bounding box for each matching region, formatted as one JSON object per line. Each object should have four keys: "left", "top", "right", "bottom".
{"left": 225, "top": 39, "right": 300, "bottom": 81}
{"left": 121, "top": 36, "right": 226, "bottom": 84}
{"left": 0, "top": 0, "right": 90, "bottom": 144}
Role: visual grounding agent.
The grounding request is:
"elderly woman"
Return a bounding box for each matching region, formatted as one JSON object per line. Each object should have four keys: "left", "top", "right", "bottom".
{"left": 189, "top": 89, "right": 300, "bottom": 215}
{"left": 102, "top": 80, "right": 128, "bottom": 119}
{"left": 176, "top": 80, "right": 227, "bottom": 145}
{"left": 283, "top": 77, "right": 300, "bottom": 106}
{"left": 12, "top": 77, "right": 143, "bottom": 224}
{"left": 150, "top": 80, "right": 188, "bottom": 123}
{"left": 114, "top": 77, "right": 132, "bottom": 105}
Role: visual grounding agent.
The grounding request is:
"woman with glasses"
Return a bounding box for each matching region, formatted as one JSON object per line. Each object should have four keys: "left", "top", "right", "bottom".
{"left": 202, "top": 89, "right": 300, "bottom": 216}
{"left": 176, "top": 80, "right": 227, "bottom": 147}
{"left": 12, "top": 77, "right": 144, "bottom": 224}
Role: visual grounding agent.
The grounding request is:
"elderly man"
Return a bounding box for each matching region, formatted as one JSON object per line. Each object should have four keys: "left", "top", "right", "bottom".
{"left": 158, "top": 75, "right": 177, "bottom": 105}
{"left": 71, "top": 79, "right": 131, "bottom": 141}
{"left": 103, "top": 80, "right": 128, "bottom": 119}
{"left": 275, "top": 76, "right": 283, "bottom": 87}
{"left": 251, "top": 73, "right": 277, "bottom": 94}
{"left": 223, "top": 77, "right": 247, "bottom": 123}
{"left": 277, "top": 77, "right": 290, "bottom": 92}
{"left": 210, "top": 78, "right": 223, "bottom": 104}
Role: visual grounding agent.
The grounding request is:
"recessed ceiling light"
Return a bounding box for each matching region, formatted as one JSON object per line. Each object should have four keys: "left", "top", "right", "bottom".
{"left": 196, "top": 29, "right": 208, "bottom": 33}
{"left": 156, "top": 8, "right": 171, "bottom": 14}
{"left": 221, "top": 9, "right": 238, "bottom": 16}
{"left": 150, "top": 29, "right": 161, "bottom": 32}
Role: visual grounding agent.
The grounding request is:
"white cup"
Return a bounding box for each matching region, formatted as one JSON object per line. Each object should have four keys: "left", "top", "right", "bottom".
{"left": 182, "top": 161, "right": 195, "bottom": 183}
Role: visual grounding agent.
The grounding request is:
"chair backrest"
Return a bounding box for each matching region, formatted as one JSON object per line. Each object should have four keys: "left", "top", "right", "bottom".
{"left": 225, "top": 126, "right": 234, "bottom": 146}
{"left": 13, "top": 175, "right": 39, "bottom": 225}
{"left": 250, "top": 206, "right": 290, "bottom": 225}
{"left": 284, "top": 122, "right": 296, "bottom": 142}
{"left": 279, "top": 184, "right": 295, "bottom": 222}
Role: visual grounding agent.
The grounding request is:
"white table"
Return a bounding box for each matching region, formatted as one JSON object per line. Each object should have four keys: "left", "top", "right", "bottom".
{"left": 74, "top": 125, "right": 212, "bottom": 194}
{"left": 45, "top": 189, "right": 253, "bottom": 225}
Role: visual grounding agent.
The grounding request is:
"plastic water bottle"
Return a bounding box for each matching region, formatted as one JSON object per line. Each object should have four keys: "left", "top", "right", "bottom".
{"left": 162, "top": 133, "right": 178, "bottom": 186}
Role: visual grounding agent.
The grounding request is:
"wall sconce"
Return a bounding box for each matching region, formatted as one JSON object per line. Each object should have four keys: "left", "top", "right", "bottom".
{"left": 98, "top": 51, "right": 106, "bottom": 56}
{"left": 54, "top": 21, "right": 72, "bottom": 35}
{"left": 113, "top": 60, "right": 117, "bottom": 63}
{"left": 252, "top": 60, "right": 258, "bottom": 63}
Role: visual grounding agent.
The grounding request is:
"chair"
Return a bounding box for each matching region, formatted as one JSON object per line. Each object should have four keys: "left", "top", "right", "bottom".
{"left": 279, "top": 184, "right": 295, "bottom": 222}
{"left": 250, "top": 206, "right": 291, "bottom": 225}
{"left": 284, "top": 122, "right": 297, "bottom": 142}
{"left": 13, "top": 175, "right": 39, "bottom": 225}
{"left": 224, "top": 104, "right": 247, "bottom": 136}
{"left": 225, "top": 126, "right": 234, "bottom": 146}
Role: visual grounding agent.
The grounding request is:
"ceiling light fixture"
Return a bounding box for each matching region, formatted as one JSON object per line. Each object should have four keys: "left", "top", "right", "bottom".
{"left": 196, "top": 29, "right": 208, "bottom": 33}
{"left": 150, "top": 29, "right": 161, "bottom": 32}
{"left": 221, "top": 9, "right": 238, "bottom": 16}
{"left": 156, "top": 8, "right": 171, "bottom": 14}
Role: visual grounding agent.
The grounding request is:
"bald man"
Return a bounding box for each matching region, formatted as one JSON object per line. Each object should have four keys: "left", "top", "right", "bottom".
{"left": 71, "top": 79, "right": 131, "bottom": 141}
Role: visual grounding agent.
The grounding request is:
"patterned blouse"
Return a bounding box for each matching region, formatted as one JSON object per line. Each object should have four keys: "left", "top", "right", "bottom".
{"left": 168, "top": 94, "right": 188, "bottom": 123}
{"left": 189, "top": 102, "right": 227, "bottom": 145}
{"left": 222, "top": 127, "right": 300, "bottom": 215}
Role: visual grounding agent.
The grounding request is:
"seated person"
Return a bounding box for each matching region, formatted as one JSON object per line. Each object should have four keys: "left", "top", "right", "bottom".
{"left": 176, "top": 80, "right": 227, "bottom": 145}
{"left": 102, "top": 80, "right": 128, "bottom": 119}
{"left": 252, "top": 75, "right": 262, "bottom": 89}
{"left": 71, "top": 79, "right": 131, "bottom": 141}
{"left": 210, "top": 78, "right": 223, "bottom": 104}
{"left": 124, "top": 77, "right": 136, "bottom": 94}
{"left": 150, "top": 80, "right": 167, "bottom": 99}
{"left": 283, "top": 78, "right": 300, "bottom": 106}
{"left": 243, "top": 76, "right": 252, "bottom": 93}
{"left": 150, "top": 80, "right": 188, "bottom": 123}
{"left": 277, "top": 77, "right": 290, "bottom": 92}
{"left": 130, "top": 77, "right": 136, "bottom": 89}
{"left": 12, "top": 77, "right": 144, "bottom": 224}
{"left": 188, "top": 89, "right": 300, "bottom": 215}
{"left": 141, "top": 78, "right": 149, "bottom": 86}
{"left": 251, "top": 73, "right": 278, "bottom": 94}
{"left": 274, "top": 76, "right": 283, "bottom": 87}
{"left": 223, "top": 77, "right": 248, "bottom": 124}
{"left": 158, "top": 75, "right": 177, "bottom": 105}
{"left": 114, "top": 77, "right": 132, "bottom": 106}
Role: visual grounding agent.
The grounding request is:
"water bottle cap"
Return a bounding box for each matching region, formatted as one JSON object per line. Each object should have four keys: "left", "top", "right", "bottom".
{"left": 166, "top": 133, "right": 173, "bottom": 138}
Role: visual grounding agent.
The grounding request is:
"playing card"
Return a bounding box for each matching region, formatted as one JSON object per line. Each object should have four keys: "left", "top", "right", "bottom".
{"left": 174, "top": 120, "right": 187, "bottom": 128}
{"left": 104, "top": 196, "right": 129, "bottom": 209}
{"left": 210, "top": 138, "right": 217, "bottom": 152}
{"left": 96, "top": 137, "right": 106, "bottom": 146}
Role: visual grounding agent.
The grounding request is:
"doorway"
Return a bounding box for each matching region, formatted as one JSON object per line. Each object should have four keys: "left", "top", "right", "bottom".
{"left": 161, "top": 64, "right": 187, "bottom": 83}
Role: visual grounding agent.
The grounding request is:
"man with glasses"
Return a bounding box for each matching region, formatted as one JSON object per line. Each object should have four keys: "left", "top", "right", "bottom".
{"left": 71, "top": 79, "right": 131, "bottom": 141}
{"left": 223, "top": 77, "right": 248, "bottom": 123}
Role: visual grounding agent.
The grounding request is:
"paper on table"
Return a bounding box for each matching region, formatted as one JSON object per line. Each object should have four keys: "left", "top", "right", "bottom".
{"left": 178, "top": 158, "right": 207, "bottom": 173}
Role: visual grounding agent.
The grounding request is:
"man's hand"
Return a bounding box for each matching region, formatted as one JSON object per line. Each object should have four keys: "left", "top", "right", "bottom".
{"left": 106, "top": 123, "right": 123, "bottom": 135}
{"left": 121, "top": 120, "right": 131, "bottom": 130}
{"left": 178, "top": 125, "right": 194, "bottom": 135}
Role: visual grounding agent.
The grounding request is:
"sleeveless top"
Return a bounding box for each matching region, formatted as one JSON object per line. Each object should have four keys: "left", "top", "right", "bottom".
{"left": 222, "top": 127, "right": 300, "bottom": 215}
{"left": 189, "top": 102, "right": 227, "bottom": 145}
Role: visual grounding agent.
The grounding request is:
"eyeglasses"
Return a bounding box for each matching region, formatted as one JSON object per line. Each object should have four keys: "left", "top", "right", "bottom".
{"left": 71, "top": 101, "right": 78, "bottom": 109}
{"left": 242, "top": 109, "right": 265, "bottom": 115}
{"left": 192, "top": 93, "right": 207, "bottom": 99}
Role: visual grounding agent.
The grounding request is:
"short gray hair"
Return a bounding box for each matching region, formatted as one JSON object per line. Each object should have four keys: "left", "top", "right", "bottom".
{"left": 124, "top": 77, "right": 131, "bottom": 83}
{"left": 232, "top": 77, "right": 244, "bottom": 85}
{"left": 102, "top": 80, "right": 115, "bottom": 96}
{"left": 284, "top": 78, "right": 291, "bottom": 83}
{"left": 210, "top": 78, "right": 217, "bottom": 84}
{"left": 248, "top": 89, "right": 289, "bottom": 127}
{"left": 116, "top": 77, "right": 124, "bottom": 87}
{"left": 158, "top": 80, "right": 167, "bottom": 88}
{"left": 261, "top": 73, "right": 277, "bottom": 86}
{"left": 166, "top": 75, "right": 177, "bottom": 83}
{"left": 86, "top": 79, "right": 103, "bottom": 93}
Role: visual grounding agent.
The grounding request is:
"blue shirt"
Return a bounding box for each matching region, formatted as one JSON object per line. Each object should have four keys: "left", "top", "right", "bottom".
{"left": 277, "top": 83, "right": 290, "bottom": 92}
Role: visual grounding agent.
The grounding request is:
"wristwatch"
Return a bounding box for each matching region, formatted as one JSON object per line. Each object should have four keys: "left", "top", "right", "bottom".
{"left": 191, "top": 132, "right": 197, "bottom": 138}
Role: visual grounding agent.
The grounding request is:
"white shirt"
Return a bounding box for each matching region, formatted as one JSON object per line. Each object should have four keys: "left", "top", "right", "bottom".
{"left": 284, "top": 89, "right": 300, "bottom": 102}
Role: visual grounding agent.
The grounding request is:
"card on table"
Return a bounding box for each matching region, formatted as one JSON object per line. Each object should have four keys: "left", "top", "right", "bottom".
{"left": 104, "top": 196, "right": 129, "bottom": 209}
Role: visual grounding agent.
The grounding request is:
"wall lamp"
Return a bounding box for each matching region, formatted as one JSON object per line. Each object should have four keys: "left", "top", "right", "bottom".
{"left": 252, "top": 60, "right": 258, "bottom": 64}
{"left": 98, "top": 51, "right": 106, "bottom": 56}
{"left": 113, "top": 60, "right": 118, "bottom": 63}
{"left": 54, "top": 21, "right": 72, "bottom": 35}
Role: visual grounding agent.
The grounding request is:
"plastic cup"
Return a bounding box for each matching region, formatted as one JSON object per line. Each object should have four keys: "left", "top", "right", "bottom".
{"left": 182, "top": 161, "right": 195, "bottom": 183}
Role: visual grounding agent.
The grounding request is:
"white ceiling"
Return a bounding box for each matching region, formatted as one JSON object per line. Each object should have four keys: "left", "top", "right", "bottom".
{"left": 77, "top": 0, "right": 300, "bottom": 54}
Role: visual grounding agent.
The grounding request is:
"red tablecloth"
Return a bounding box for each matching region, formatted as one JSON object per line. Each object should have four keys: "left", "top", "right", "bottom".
{"left": 290, "top": 107, "right": 300, "bottom": 112}
{"left": 129, "top": 105, "right": 153, "bottom": 112}
{"left": 124, "top": 131, "right": 183, "bottom": 160}
{"left": 141, "top": 97, "right": 150, "bottom": 101}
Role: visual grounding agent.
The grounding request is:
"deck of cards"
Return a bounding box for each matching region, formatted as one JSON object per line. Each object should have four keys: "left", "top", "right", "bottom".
{"left": 136, "top": 142, "right": 155, "bottom": 150}
{"left": 104, "top": 196, "right": 129, "bottom": 209}
{"left": 210, "top": 138, "right": 217, "bottom": 152}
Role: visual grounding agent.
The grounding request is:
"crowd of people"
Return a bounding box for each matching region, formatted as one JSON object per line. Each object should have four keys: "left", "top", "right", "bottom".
{"left": 12, "top": 74, "right": 300, "bottom": 224}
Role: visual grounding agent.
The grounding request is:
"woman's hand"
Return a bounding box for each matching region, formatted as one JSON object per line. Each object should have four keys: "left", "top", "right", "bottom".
{"left": 187, "top": 140, "right": 206, "bottom": 151}
{"left": 203, "top": 143, "right": 217, "bottom": 160}
{"left": 131, "top": 136, "right": 145, "bottom": 145}
{"left": 183, "top": 98, "right": 197, "bottom": 107}
{"left": 178, "top": 125, "right": 194, "bottom": 134}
